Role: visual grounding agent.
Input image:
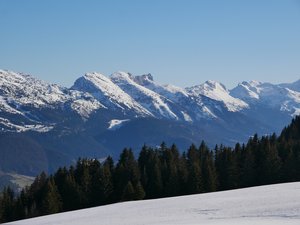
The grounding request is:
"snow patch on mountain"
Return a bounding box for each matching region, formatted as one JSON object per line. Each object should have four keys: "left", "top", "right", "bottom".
{"left": 202, "top": 105, "right": 217, "bottom": 118}
{"left": 70, "top": 99, "right": 103, "bottom": 119}
{"left": 181, "top": 111, "right": 193, "bottom": 122}
{"left": 287, "top": 89, "right": 300, "bottom": 103}
{"left": 292, "top": 108, "right": 300, "bottom": 117}
{"left": 133, "top": 74, "right": 189, "bottom": 102}
{"left": 0, "top": 117, "right": 54, "bottom": 132}
{"left": 0, "top": 96, "right": 23, "bottom": 115}
{"left": 133, "top": 74, "right": 218, "bottom": 121}
{"left": 111, "top": 72, "right": 178, "bottom": 120}
{"left": 108, "top": 119, "right": 130, "bottom": 130}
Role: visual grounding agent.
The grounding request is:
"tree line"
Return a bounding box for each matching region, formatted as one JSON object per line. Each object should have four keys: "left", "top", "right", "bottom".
{"left": 1, "top": 116, "right": 300, "bottom": 223}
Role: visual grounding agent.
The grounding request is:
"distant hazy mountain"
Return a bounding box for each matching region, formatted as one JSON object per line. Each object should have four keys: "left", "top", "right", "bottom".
{"left": 0, "top": 69, "right": 299, "bottom": 176}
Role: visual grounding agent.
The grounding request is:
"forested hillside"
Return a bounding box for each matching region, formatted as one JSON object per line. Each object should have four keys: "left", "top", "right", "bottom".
{"left": 1, "top": 116, "right": 300, "bottom": 223}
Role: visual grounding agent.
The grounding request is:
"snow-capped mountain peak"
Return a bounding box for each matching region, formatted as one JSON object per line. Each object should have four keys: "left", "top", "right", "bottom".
{"left": 110, "top": 71, "right": 134, "bottom": 81}
{"left": 133, "top": 73, "right": 189, "bottom": 101}
{"left": 186, "top": 80, "right": 248, "bottom": 112}
{"left": 72, "top": 72, "right": 151, "bottom": 116}
{"left": 132, "top": 73, "right": 154, "bottom": 86}
{"left": 0, "top": 69, "right": 69, "bottom": 106}
{"left": 231, "top": 80, "right": 300, "bottom": 117}
{"left": 0, "top": 70, "right": 105, "bottom": 130}
{"left": 205, "top": 80, "right": 227, "bottom": 91}
{"left": 186, "top": 80, "right": 228, "bottom": 97}
{"left": 248, "top": 80, "right": 262, "bottom": 87}
{"left": 230, "top": 82, "right": 261, "bottom": 101}
{"left": 110, "top": 71, "right": 179, "bottom": 120}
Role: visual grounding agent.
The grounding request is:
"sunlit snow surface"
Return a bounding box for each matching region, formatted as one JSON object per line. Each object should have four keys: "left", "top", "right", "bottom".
{"left": 6, "top": 182, "right": 300, "bottom": 225}
{"left": 108, "top": 119, "right": 130, "bottom": 130}
{"left": 187, "top": 80, "right": 249, "bottom": 112}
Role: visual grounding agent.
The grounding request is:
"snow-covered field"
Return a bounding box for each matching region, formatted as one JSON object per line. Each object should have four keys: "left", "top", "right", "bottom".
{"left": 6, "top": 182, "right": 300, "bottom": 225}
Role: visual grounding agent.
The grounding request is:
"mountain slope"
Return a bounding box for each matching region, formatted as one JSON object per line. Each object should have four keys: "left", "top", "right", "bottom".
{"left": 280, "top": 79, "right": 300, "bottom": 92}
{"left": 110, "top": 72, "right": 180, "bottom": 119}
{"left": 0, "top": 69, "right": 300, "bottom": 176}
{"left": 187, "top": 80, "right": 249, "bottom": 112}
{"left": 231, "top": 80, "right": 300, "bottom": 116}
{"left": 133, "top": 73, "right": 215, "bottom": 121}
{"left": 6, "top": 182, "right": 300, "bottom": 225}
{"left": 72, "top": 72, "right": 150, "bottom": 117}
{"left": 231, "top": 80, "right": 300, "bottom": 131}
{"left": 0, "top": 70, "right": 102, "bottom": 130}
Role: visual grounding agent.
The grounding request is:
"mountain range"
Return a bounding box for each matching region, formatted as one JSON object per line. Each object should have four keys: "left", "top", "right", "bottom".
{"left": 0, "top": 69, "right": 299, "bottom": 176}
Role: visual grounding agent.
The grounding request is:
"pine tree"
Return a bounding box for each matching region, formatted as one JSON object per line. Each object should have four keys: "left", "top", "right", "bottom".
{"left": 178, "top": 152, "right": 189, "bottom": 195}
{"left": 54, "top": 165, "right": 82, "bottom": 211}
{"left": 215, "top": 146, "right": 231, "bottom": 190}
{"left": 13, "top": 189, "right": 28, "bottom": 220}
{"left": 138, "top": 146, "right": 163, "bottom": 199}
{"left": 121, "top": 181, "right": 135, "bottom": 201}
{"left": 41, "top": 177, "right": 62, "bottom": 215}
{"left": 199, "top": 141, "right": 217, "bottom": 192}
{"left": 0, "top": 187, "right": 15, "bottom": 223}
{"left": 89, "top": 159, "right": 102, "bottom": 207}
{"left": 186, "top": 144, "right": 203, "bottom": 194}
{"left": 240, "top": 145, "right": 255, "bottom": 187}
{"left": 74, "top": 158, "right": 92, "bottom": 207}
{"left": 27, "top": 171, "right": 48, "bottom": 217}
{"left": 161, "top": 144, "right": 180, "bottom": 197}
{"left": 114, "top": 148, "right": 140, "bottom": 201}
{"left": 133, "top": 181, "right": 145, "bottom": 200}
{"left": 262, "top": 137, "right": 282, "bottom": 184}
{"left": 100, "top": 156, "right": 114, "bottom": 204}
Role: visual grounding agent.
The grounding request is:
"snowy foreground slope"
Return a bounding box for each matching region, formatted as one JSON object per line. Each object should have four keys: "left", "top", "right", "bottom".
{"left": 6, "top": 182, "right": 300, "bottom": 225}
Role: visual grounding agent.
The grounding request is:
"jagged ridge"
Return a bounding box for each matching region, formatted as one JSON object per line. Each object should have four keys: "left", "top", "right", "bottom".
{"left": 1, "top": 69, "right": 300, "bottom": 176}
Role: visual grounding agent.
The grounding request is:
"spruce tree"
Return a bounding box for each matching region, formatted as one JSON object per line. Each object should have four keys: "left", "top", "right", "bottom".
{"left": 0, "top": 187, "right": 15, "bottom": 223}
{"left": 114, "top": 148, "right": 140, "bottom": 201}
{"left": 138, "top": 146, "right": 163, "bottom": 199}
{"left": 199, "top": 142, "right": 217, "bottom": 192}
{"left": 121, "top": 181, "right": 135, "bottom": 201}
{"left": 41, "top": 177, "right": 62, "bottom": 215}
{"left": 186, "top": 144, "right": 203, "bottom": 194}
{"left": 240, "top": 145, "right": 255, "bottom": 187}
{"left": 100, "top": 156, "right": 114, "bottom": 204}
{"left": 74, "top": 159, "right": 92, "bottom": 207}
{"left": 133, "top": 181, "right": 145, "bottom": 200}
{"left": 178, "top": 152, "right": 189, "bottom": 195}
{"left": 161, "top": 144, "right": 180, "bottom": 197}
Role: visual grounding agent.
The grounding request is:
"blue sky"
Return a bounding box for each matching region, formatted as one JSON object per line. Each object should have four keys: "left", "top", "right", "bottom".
{"left": 0, "top": 0, "right": 299, "bottom": 88}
